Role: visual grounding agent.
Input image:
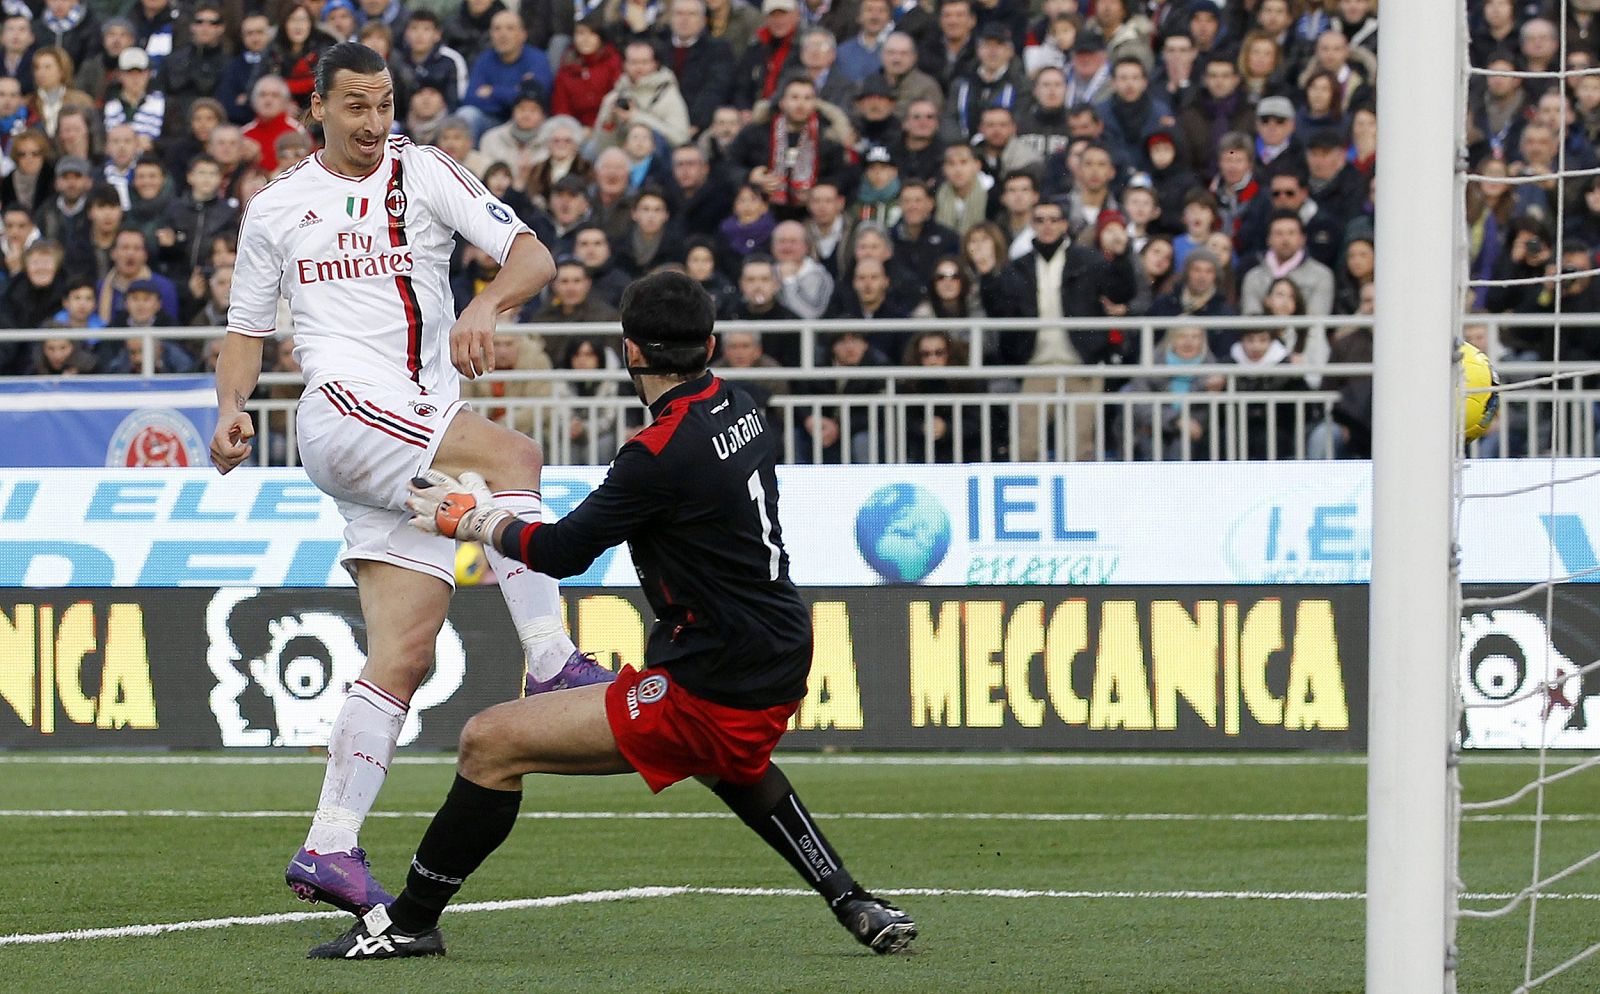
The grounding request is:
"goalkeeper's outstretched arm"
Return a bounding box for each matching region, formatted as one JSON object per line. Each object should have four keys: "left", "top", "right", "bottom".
{"left": 408, "top": 451, "right": 658, "bottom": 579}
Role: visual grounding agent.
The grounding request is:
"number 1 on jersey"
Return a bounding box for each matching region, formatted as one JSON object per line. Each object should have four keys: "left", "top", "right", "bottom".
{"left": 747, "top": 470, "right": 781, "bottom": 581}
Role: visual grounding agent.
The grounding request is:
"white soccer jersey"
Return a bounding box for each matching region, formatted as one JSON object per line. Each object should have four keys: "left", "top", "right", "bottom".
{"left": 227, "top": 136, "right": 533, "bottom": 399}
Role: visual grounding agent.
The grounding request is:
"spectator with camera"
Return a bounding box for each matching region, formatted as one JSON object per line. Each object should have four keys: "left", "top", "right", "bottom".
{"left": 593, "top": 39, "right": 691, "bottom": 149}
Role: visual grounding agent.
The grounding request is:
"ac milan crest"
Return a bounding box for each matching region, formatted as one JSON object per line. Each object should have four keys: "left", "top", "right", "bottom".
{"left": 386, "top": 188, "right": 407, "bottom": 219}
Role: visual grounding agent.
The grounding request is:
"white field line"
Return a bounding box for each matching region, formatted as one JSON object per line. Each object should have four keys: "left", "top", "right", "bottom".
{"left": 0, "top": 808, "right": 1595, "bottom": 824}
{"left": 0, "top": 753, "right": 1591, "bottom": 767}
{"left": 4, "top": 884, "right": 1600, "bottom": 948}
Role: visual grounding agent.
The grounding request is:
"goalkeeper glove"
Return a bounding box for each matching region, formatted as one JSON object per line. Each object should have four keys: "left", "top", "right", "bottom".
{"left": 406, "top": 470, "right": 514, "bottom": 544}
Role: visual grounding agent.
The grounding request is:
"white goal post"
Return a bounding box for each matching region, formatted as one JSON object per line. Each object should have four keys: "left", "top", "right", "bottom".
{"left": 1366, "top": 0, "right": 1462, "bottom": 991}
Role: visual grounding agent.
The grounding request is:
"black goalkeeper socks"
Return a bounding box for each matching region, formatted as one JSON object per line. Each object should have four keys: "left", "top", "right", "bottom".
{"left": 711, "top": 765, "right": 855, "bottom": 905}
{"left": 388, "top": 774, "right": 522, "bottom": 933}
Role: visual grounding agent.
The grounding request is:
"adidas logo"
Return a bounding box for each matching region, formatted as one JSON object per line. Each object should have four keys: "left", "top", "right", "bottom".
{"left": 299, "top": 210, "right": 322, "bottom": 228}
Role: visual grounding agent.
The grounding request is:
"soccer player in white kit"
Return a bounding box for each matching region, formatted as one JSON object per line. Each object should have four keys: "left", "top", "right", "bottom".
{"left": 209, "top": 42, "right": 614, "bottom": 916}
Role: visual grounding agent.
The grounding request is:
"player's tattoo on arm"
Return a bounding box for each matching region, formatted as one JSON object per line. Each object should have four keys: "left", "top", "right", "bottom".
{"left": 233, "top": 390, "right": 249, "bottom": 411}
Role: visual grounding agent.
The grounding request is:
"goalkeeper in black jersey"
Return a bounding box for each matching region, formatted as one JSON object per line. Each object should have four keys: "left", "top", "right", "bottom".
{"left": 308, "top": 270, "right": 916, "bottom": 960}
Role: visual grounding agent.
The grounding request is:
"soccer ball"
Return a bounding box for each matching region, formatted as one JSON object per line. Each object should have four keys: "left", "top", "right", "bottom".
{"left": 1461, "top": 342, "right": 1500, "bottom": 442}
{"left": 455, "top": 542, "right": 490, "bottom": 586}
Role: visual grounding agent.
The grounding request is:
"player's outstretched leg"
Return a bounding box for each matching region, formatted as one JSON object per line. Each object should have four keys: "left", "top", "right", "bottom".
{"left": 485, "top": 486, "right": 615, "bottom": 694}
{"left": 488, "top": 484, "right": 615, "bottom": 694}
{"left": 708, "top": 764, "right": 917, "bottom": 954}
{"left": 428, "top": 414, "right": 614, "bottom": 696}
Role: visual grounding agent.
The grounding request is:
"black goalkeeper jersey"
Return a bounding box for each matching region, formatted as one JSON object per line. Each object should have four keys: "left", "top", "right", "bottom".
{"left": 497, "top": 371, "right": 812, "bottom": 710}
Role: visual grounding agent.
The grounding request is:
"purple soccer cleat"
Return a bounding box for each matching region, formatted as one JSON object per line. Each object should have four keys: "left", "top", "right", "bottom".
{"left": 285, "top": 846, "right": 394, "bottom": 915}
{"left": 524, "top": 650, "right": 617, "bottom": 696}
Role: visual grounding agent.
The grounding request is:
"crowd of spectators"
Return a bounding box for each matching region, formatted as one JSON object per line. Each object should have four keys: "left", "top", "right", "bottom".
{"left": 0, "top": 0, "right": 1554, "bottom": 459}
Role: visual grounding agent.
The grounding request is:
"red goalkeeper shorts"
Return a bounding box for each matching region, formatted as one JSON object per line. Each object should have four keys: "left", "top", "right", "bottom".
{"left": 604, "top": 663, "right": 799, "bottom": 793}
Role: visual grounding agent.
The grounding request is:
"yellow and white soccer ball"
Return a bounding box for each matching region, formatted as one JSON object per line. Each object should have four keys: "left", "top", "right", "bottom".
{"left": 1461, "top": 342, "right": 1500, "bottom": 442}
{"left": 455, "top": 542, "right": 490, "bottom": 586}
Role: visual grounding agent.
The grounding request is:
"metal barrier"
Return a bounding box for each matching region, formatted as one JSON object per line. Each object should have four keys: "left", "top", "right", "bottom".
{"left": 230, "top": 379, "right": 1343, "bottom": 466}
{"left": 0, "top": 315, "right": 1593, "bottom": 464}
{"left": 0, "top": 313, "right": 1358, "bottom": 372}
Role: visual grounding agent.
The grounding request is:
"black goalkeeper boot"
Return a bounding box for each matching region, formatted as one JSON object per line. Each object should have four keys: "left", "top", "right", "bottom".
{"left": 832, "top": 888, "right": 917, "bottom": 954}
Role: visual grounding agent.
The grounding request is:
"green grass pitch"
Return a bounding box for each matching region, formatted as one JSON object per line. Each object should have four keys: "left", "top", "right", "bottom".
{"left": 2, "top": 753, "right": 1598, "bottom": 993}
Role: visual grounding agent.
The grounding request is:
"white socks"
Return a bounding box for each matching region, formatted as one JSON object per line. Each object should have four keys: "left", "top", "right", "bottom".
{"left": 305, "top": 679, "right": 407, "bottom": 854}
{"left": 488, "top": 490, "right": 577, "bottom": 682}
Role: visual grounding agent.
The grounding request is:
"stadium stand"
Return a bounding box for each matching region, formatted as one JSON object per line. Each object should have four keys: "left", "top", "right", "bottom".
{"left": 0, "top": 0, "right": 1554, "bottom": 464}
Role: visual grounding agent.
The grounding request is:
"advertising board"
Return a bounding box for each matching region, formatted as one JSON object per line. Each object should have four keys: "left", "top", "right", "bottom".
{"left": 0, "top": 586, "right": 1366, "bottom": 750}
{"left": 1, "top": 460, "right": 1591, "bottom": 587}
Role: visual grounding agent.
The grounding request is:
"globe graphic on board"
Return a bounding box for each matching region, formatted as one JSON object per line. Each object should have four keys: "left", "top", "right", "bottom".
{"left": 854, "top": 483, "right": 952, "bottom": 583}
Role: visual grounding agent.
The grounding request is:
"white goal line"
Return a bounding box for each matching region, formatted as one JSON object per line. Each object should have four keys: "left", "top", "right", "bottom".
{"left": 5, "top": 884, "right": 1599, "bottom": 948}
{"left": 0, "top": 808, "right": 1591, "bottom": 824}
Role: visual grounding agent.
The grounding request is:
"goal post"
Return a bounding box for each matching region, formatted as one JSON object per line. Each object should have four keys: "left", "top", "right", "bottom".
{"left": 1366, "top": 0, "right": 1462, "bottom": 991}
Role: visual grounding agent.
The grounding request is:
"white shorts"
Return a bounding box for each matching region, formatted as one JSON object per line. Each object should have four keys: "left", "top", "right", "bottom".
{"left": 297, "top": 379, "right": 469, "bottom": 586}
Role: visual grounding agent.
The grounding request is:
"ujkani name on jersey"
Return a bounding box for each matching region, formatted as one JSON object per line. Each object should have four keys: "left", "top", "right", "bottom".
{"left": 295, "top": 232, "right": 414, "bottom": 285}
{"left": 712, "top": 409, "right": 765, "bottom": 461}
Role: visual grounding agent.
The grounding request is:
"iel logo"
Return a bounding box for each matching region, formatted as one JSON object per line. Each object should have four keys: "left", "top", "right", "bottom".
{"left": 486, "top": 202, "right": 513, "bottom": 224}
{"left": 853, "top": 483, "right": 951, "bottom": 583}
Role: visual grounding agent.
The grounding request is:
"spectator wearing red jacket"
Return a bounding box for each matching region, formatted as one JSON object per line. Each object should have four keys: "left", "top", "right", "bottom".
{"left": 551, "top": 18, "right": 621, "bottom": 127}
{"left": 240, "top": 75, "right": 307, "bottom": 175}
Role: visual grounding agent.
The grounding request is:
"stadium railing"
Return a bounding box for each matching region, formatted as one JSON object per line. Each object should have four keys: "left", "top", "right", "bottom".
{"left": 2, "top": 314, "right": 1592, "bottom": 464}
{"left": 4, "top": 313, "right": 1355, "bottom": 371}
